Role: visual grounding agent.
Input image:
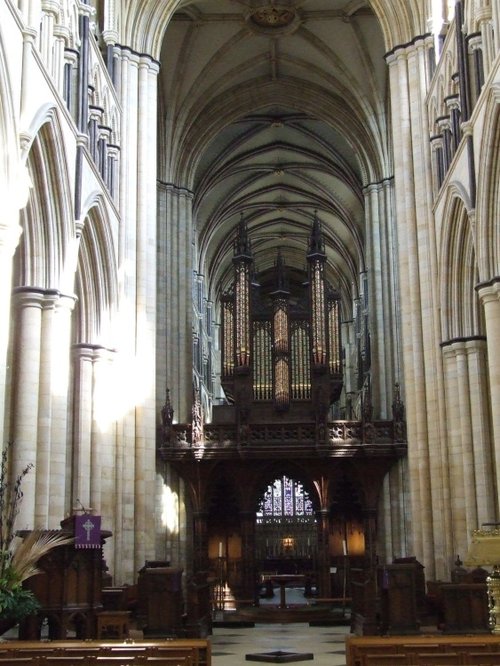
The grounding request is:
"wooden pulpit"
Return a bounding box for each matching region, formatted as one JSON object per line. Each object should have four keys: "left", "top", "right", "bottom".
{"left": 19, "top": 515, "right": 111, "bottom": 639}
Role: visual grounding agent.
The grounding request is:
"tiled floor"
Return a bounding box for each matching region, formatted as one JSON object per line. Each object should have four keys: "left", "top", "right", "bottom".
{"left": 211, "top": 587, "right": 350, "bottom": 664}
{"left": 210, "top": 622, "right": 350, "bottom": 665}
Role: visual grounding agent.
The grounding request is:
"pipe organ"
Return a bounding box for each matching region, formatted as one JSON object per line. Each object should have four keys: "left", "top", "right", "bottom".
{"left": 221, "top": 215, "right": 342, "bottom": 419}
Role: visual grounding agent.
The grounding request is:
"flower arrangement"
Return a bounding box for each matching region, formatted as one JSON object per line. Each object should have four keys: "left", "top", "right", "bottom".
{"left": 0, "top": 443, "right": 73, "bottom": 624}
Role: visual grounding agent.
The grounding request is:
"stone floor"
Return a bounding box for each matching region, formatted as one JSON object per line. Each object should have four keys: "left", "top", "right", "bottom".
{"left": 210, "top": 622, "right": 350, "bottom": 665}
{"left": 210, "top": 587, "right": 350, "bottom": 665}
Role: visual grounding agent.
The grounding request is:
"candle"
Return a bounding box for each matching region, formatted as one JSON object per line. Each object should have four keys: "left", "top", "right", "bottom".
{"left": 219, "top": 541, "right": 223, "bottom": 558}
{"left": 342, "top": 539, "right": 347, "bottom": 556}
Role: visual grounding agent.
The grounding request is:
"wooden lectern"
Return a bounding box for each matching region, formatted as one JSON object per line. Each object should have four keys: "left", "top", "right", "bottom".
{"left": 138, "top": 564, "right": 184, "bottom": 637}
{"left": 378, "top": 562, "right": 421, "bottom": 635}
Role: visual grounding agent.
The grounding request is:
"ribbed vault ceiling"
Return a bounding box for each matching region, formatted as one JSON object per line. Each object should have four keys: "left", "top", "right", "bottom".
{"left": 157, "top": 0, "right": 399, "bottom": 309}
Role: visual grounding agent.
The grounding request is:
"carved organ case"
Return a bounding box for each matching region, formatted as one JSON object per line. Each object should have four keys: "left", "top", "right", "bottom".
{"left": 220, "top": 215, "right": 342, "bottom": 423}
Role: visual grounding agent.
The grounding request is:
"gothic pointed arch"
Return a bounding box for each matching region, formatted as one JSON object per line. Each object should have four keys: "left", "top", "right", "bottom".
{"left": 17, "top": 110, "right": 74, "bottom": 290}
{"left": 74, "top": 197, "right": 118, "bottom": 346}
{"left": 206, "top": 471, "right": 241, "bottom": 528}
{"left": 439, "top": 189, "right": 482, "bottom": 341}
{"left": 475, "top": 87, "right": 500, "bottom": 281}
{"left": 375, "top": 0, "right": 428, "bottom": 50}
{"left": 255, "top": 461, "right": 320, "bottom": 514}
{"left": 121, "top": 0, "right": 427, "bottom": 62}
{"left": 70, "top": 197, "right": 120, "bottom": 554}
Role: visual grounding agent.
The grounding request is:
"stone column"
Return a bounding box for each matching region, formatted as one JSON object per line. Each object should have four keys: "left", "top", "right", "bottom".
{"left": 466, "top": 338, "right": 495, "bottom": 524}
{"left": 477, "top": 280, "right": 500, "bottom": 498}
{"left": 40, "top": 0, "right": 60, "bottom": 75}
{"left": 476, "top": 7, "right": 495, "bottom": 72}
{"left": 10, "top": 288, "right": 45, "bottom": 529}
{"left": 0, "top": 218, "right": 22, "bottom": 446}
{"left": 93, "top": 346, "right": 117, "bottom": 572}
{"left": 387, "top": 38, "right": 451, "bottom": 579}
{"left": 134, "top": 53, "right": 159, "bottom": 572}
{"left": 115, "top": 45, "right": 159, "bottom": 580}
{"left": 363, "top": 178, "right": 400, "bottom": 418}
{"left": 493, "top": 1, "right": 500, "bottom": 53}
{"left": 19, "top": 0, "right": 41, "bottom": 29}
{"left": 71, "top": 343, "right": 94, "bottom": 510}
{"left": 52, "top": 25, "right": 67, "bottom": 95}
{"left": 442, "top": 343, "right": 471, "bottom": 553}
{"left": 157, "top": 184, "right": 194, "bottom": 423}
{"left": 454, "top": 342, "right": 478, "bottom": 533}
{"left": 49, "top": 293, "right": 76, "bottom": 524}
{"left": 380, "top": 458, "right": 410, "bottom": 561}
{"left": 31, "top": 290, "right": 75, "bottom": 527}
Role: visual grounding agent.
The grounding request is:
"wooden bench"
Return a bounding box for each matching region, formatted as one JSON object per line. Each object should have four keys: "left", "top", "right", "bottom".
{"left": 346, "top": 634, "right": 500, "bottom": 666}
{"left": 0, "top": 638, "right": 210, "bottom": 665}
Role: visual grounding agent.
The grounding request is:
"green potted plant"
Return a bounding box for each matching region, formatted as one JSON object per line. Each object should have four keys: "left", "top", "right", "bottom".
{"left": 0, "top": 443, "right": 72, "bottom": 632}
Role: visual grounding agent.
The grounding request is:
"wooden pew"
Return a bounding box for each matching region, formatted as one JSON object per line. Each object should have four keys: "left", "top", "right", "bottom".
{"left": 346, "top": 634, "right": 500, "bottom": 666}
{"left": 0, "top": 638, "right": 209, "bottom": 665}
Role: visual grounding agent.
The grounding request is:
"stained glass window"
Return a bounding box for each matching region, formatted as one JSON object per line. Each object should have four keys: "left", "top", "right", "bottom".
{"left": 257, "top": 475, "right": 314, "bottom": 519}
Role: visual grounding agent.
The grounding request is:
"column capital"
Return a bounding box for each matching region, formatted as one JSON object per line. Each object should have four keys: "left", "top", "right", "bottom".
{"left": 77, "top": 1, "right": 95, "bottom": 19}
{"left": 102, "top": 29, "right": 119, "bottom": 45}
{"left": 138, "top": 54, "right": 160, "bottom": 75}
{"left": 467, "top": 34, "right": 483, "bottom": 52}
{"left": 116, "top": 44, "right": 160, "bottom": 70}
{"left": 464, "top": 337, "right": 487, "bottom": 354}
{"left": 476, "top": 276, "right": 500, "bottom": 302}
{"left": 41, "top": 0, "right": 61, "bottom": 16}
{"left": 55, "top": 292, "right": 78, "bottom": 312}
{"left": 441, "top": 336, "right": 487, "bottom": 354}
{"left": 362, "top": 176, "right": 394, "bottom": 195}
{"left": 12, "top": 286, "right": 47, "bottom": 308}
{"left": 12, "top": 287, "right": 77, "bottom": 311}
{"left": 385, "top": 33, "right": 431, "bottom": 65}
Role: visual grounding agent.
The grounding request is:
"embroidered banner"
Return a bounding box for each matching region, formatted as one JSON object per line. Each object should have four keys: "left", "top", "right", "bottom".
{"left": 75, "top": 514, "right": 101, "bottom": 549}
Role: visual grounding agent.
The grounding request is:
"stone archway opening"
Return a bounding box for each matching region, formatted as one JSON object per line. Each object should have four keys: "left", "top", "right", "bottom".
{"left": 256, "top": 474, "right": 317, "bottom": 605}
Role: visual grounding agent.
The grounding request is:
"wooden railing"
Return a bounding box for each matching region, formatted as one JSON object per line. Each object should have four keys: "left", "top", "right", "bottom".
{"left": 159, "top": 420, "right": 406, "bottom": 460}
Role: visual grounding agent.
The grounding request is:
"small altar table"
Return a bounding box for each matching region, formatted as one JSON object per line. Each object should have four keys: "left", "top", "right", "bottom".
{"left": 266, "top": 575, "right": 305, "bottom": 609}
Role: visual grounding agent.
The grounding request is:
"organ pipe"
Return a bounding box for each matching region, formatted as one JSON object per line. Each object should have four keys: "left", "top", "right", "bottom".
{"left": 233, "top": 215, "right": 253, "bottom": 369}
{"left": 307, "top": 213, "right": 328, "bottom": 368}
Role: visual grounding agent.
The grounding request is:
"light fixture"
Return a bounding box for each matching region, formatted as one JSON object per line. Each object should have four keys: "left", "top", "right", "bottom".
{"left": 282, "top": 536, "right": 294, "bottom": 550}
{"left": 464, "top": 524, "right": 500, "bottom": 634}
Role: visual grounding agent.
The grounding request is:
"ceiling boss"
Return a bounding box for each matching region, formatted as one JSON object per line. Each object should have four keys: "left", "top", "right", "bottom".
{"left": 247, "top": 3, "right": 301, "bottom": 35}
